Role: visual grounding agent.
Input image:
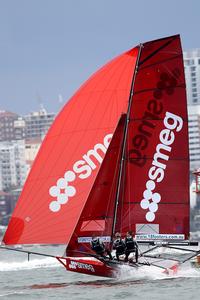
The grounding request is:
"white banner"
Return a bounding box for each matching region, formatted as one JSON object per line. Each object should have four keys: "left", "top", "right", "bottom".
{"left": 78, "top": 236, "right": 111, "bottom": 243}
{"left": 135, "top": 234, "right": 185, "bottom": 240}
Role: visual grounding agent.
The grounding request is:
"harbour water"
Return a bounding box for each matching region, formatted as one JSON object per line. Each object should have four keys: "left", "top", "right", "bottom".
{"left": 0, "top": 245, "right": 200, "bottom": 300}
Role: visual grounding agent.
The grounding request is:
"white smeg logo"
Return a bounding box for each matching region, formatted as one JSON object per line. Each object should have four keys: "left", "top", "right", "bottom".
{"left": 141, "top": 180, "right": 161, "bottom": 222}
{"left": 140, "top": 112, "right": 183, "bottom": 222}
{"left": 49, "top": 134, "right": 113, "bottom": 212}
{"left": 69, "top": 260, "right": 95, "bottom": 272}
{"left": 49, "top": 171, "right": 76, "bottom": 212}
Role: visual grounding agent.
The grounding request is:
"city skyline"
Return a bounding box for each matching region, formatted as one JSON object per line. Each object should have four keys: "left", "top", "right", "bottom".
{"left": 1, "top": 0, "right": 200, "bottom": 115}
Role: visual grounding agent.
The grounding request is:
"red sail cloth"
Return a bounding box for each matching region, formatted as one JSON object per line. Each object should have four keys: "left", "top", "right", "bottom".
{"left": 3, "top": 35, "right": 189, "bottom": 247}
{"left": 3, "top": 47, "right": 138, "bottom": 245}
{"left": 65, "top": 35, "right": 189, "bottom": 257}
{"left": 66, "top": 115, "right": 126, "bottom": 255}
{"left": 116, "top": 35, "right": 189, "bottom": 238}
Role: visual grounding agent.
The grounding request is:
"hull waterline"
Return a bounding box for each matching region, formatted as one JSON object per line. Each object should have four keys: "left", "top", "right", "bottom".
{"left": 56, "top": 256, "right": 174, "bottom": 278}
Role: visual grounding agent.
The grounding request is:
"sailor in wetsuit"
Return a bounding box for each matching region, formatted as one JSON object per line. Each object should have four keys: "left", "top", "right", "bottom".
{"left": 124, "top": 231, "right": 138, "bottom": 263}
{"left": 90, "top": 236, "right": 112, "bottom": 260}
{"left": 113, "top": 232, "right": 126, "bottom": 261}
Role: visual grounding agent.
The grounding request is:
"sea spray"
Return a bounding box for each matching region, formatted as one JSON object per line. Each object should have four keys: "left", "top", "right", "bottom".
{"left": 0, "top": 257, "right": 60, "bottom": 272}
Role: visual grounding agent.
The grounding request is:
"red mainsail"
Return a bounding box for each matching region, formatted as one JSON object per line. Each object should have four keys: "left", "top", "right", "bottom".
{"left": 3, "top": 47, "right": 138, "bottom": 245}
{"left": 116, "top": 35, "right": 189, "bottom": 239}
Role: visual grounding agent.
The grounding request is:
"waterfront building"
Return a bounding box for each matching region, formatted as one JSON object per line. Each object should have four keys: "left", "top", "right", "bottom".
{"left": 25, "top": 138, "right": 41, "bottom": 173}
{"left": 188, "top": 105, "right": 200, "bottom": 171}
{"left": 0, "top": 110, "right": 25, "bottom": 141}
{"left": 184, "top": 49, "right": 200, "bottom": 105}
{"left": 0, "top": 140, "right": 27, "bottom": 191}
{"left": 24, "top": 107, "right": 55, "bottom": 139}
{"left": 0, "top": 191, "right": 10, "bottom": 224}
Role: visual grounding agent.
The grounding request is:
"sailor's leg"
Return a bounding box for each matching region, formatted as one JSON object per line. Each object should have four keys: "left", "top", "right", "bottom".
{"left": 124, "top": 250, "right": 129, "bottom": 262}
{"left": 106, "top": 249, "right": 113, "bottom": 260}
{"left": 135, "top": 248, "right": 138, "bottom": 263}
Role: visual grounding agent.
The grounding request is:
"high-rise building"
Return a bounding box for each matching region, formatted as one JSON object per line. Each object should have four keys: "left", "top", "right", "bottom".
{"left": 184, "top": 49, "right": 200, "bottom": 171}
{"left": 0, "top": 191, "right": 10, "bottom": 223}
{"left": 183, "top": 49, "right": 200, "bottom": 105}
{"left": 0, "top": 140, "right": 27, "bottom": 191}
{"left": 24, "top": 107, "right": 55, "bottom": 139}
{"left": 188, "top": 105, "right": 200, "bottom": 171}
{"left": 0, "top": 189, "right": 22, "bottom": 225}
{"left": 0, "top": 110, "right": 25, "bottom": 141}
{"left": 25, "top": 138, "right": 41, "bottom": 174}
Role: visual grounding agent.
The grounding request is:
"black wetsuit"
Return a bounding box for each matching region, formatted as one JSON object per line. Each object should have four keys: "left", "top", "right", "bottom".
{"left": 113, "top": 238, "right": 125, "bottom": 261}
{"left": 91, "top": 238, "right": 112, "bottom": 259}
{"left": 124, "top": 236, "right": 138, "bottom": 262}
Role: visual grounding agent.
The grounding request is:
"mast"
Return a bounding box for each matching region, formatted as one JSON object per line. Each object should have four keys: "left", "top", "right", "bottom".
{"left": 111, "top": 44, "right": 143, "bottom": 238}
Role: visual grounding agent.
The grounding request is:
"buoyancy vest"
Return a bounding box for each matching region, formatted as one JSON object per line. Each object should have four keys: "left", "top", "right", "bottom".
{"left": 125, "top": 236, "right": 136, "bottom": 250}
{"left": 91, "top": 238, "right": 105, "bottom": 253}
{"left": 113, "top": 238, "right": 125, "bottom": 254}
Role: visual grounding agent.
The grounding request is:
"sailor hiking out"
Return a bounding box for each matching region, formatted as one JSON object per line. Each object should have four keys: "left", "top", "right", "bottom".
{"left": 113, "top": 232, "right": 126, "bottom": 261}
{"left": 90, "top": 235, "right": 112, "bottom": 260}
{"left": 124, "top": 231, "right": 138, "bottom": 263}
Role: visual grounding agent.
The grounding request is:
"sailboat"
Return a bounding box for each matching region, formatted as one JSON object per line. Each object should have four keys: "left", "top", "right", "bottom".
{"left": 1, "top": 34, "right": 200, "bottom": 278}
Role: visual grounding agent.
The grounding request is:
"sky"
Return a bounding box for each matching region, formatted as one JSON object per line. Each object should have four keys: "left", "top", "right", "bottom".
{"left": 0, "top": 0, "right": 200, "bottom": 115}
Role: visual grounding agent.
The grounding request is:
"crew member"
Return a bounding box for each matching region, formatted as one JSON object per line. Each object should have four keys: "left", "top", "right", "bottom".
{"left": 90, "top": 236, "right": 112, "bottom": 260}
{"left": 124, "top": 231, "right": 138, "bottom": 263}
{"left": 113, "top": 232, "right": 126, "bottom": 261}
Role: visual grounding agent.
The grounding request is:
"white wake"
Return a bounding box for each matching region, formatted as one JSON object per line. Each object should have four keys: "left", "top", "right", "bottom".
{"left": 116, "top": 263, "right": 200, "bottom": 282}
{"left": 0, "top": 257, "right": 61, "bottom": 271}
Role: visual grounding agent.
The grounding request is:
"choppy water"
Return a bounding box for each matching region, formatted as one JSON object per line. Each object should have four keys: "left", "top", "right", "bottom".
{"left": 0, "top": 245, "right": 200, "bottom": 300}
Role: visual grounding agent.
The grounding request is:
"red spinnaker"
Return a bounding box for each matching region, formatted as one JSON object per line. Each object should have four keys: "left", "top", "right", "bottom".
{"left": 3, "top": 47, "right": 138, "bottom": 244}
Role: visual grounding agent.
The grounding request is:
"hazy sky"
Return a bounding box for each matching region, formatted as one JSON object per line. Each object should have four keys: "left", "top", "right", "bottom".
{"left": 0, "top": 0, "right": 200, "bottom": 115}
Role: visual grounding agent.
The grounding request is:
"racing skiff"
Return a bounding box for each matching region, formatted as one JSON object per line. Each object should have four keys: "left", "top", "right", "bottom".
{"left": 1, "top": 34, "right": 200, "bottom": 278}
